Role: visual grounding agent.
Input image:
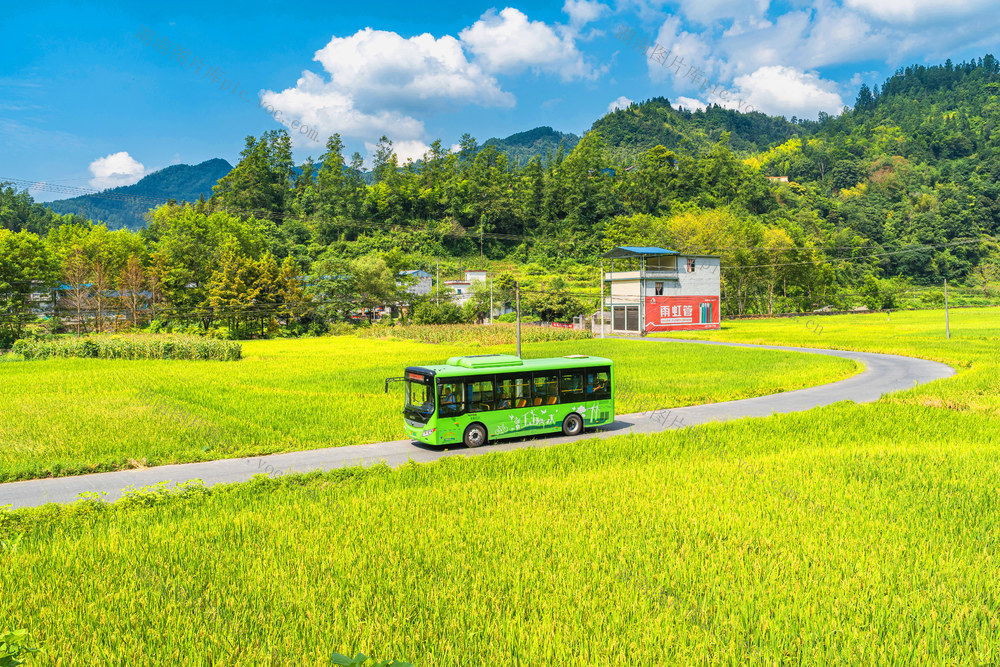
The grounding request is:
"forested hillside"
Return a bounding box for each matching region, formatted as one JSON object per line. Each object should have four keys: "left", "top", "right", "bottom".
{"left": 592, "top": 97, "right": 806, "bottom": 160}
{"left": 46, "top": 158, "right": 233, "bottom": 230}
{"left": 483, "top": 126, "right": 580, "bottom": 167}
{"left": 3, "top": 54, "right": 1000, "bottom": 341}
{"left": 751, "top": 58, "right": 1000, "bottom": 278}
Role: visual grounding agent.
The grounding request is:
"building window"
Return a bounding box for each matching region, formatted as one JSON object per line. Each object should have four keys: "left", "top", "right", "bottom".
{"left": 686, "top": 259, "right": 696, "bottom": 273}
{"left": 654, "top": 281, "right": 663, "bottom": 295}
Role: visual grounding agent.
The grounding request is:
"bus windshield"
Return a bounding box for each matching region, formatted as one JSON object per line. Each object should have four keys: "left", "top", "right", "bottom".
{"left": 404, "top": 373, "right": 435, "bottom": 424}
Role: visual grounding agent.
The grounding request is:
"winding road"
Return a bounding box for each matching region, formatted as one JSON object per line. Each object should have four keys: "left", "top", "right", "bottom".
{"left": 1, "top": 339, "right": 955, "bottom": 509}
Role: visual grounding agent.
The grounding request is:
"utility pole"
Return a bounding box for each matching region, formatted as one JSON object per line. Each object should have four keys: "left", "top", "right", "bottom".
{"left": 436, "top": 261, "right": 439, "bottom": 306}
{"left": 945, "top": 279, "right": 950, "bottom": 340}
{"left": 600, "top": 260, "right": 605, "bottom": 339}
{"left": 515, "top": 281, "right": 521, "bottom": 358}
{"left": 490, "top": 274, "right": 494, "bottom": 325}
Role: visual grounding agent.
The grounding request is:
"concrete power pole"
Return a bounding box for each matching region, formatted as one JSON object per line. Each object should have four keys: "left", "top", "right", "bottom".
{"left": 490, "top": 275, "right": 494, "bottom": 325}
{"left": 515, "top": 281, "right": 521, "bottom": 358}
{"left": 600, "top": 260, "right": 605, "bottom": 339}
{"left": 945, "top": 279, "right": 950, "bottom": 340}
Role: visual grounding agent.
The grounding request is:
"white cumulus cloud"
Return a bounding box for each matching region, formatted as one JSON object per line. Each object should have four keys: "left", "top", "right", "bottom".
{"left": 364, "top": 139, "right": 433, "bottom": 165}
{"left": 674, "top": 96, "right": 706, "bottom": 111}
{"left": 648, "top": 16, "right": 717, "bottom": 83}
{"left": 460, "top": 8, "right": 595, "bottom": 80}
{"left": 88, "top": 152, "right": 145, "bottom": 189}
{"left": 720, "top": 66, "right": 845, "bottom": 119}
{"left": 607, "top": 95, "right": 634, "bottom": 112}
{"left": 259, "top": 28, "right": 514, "bottom": 151}
{"left": 563, "top": 0, "right": 610, "bottom": 27}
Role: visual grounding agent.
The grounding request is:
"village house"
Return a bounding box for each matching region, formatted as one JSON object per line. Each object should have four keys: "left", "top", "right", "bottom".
{"left": 601, "top": 246, "right": 721, "bottom": 334}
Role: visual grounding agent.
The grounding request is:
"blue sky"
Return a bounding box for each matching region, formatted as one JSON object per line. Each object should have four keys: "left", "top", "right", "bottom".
{"left": 4, "top": 0, "right": 1000, "bottom": 201}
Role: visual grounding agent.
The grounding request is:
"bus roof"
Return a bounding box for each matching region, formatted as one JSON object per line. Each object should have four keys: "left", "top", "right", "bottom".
{"left": 407, "top": 354, "right": 613, "bottom": 378}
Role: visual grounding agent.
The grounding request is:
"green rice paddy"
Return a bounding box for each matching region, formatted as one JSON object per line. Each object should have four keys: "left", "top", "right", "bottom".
{"left": 4, "top": 308, "right": 999, "bottom": 664}
{"left": 0, "top": 335, "right": 857, "bottom": 482}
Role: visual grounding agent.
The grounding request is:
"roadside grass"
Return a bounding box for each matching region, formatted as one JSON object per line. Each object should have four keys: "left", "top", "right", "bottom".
{"left": 0, "top": 335, "right": 857, "bottom": 482}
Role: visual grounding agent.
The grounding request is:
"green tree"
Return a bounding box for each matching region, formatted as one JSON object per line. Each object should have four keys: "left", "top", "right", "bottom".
{"left": 523, "top": 280, "right": 586, "bottom": 322}
{"left": 350, "top": 255, "right": 396, "bottom": 321}
{"left": 317, "top": 134, "right": 349, "bottom": 218}
{"left": 306, "top": 251, "right": 355, "bottom": 322}
{"left": 145, "top": 204, "right": 274, "bottom": 322}
{"left": 0, "top": 229, "right": 57, "bottom": 344}
{"left": 207, "top": 245, "right": 258, "bottom": 336}
{"left": 211, "top": 130, "right": 295, "bottom": 221}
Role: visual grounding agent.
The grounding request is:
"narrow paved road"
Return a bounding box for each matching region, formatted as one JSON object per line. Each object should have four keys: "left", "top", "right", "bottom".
{"left": 1, "top": 339, "right": 954, "bottom": 509}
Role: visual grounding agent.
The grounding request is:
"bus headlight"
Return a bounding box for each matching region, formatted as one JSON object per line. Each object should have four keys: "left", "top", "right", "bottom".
{"left": 422, "top": 428, "right": 436, "bottom": 437}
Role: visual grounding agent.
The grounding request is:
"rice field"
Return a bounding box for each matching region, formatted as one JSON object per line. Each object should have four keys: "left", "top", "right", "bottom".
{"left": 4, "top": 308, "right": 998, "bottom": 665}
{"left": 3, "top": 400, "right": 999, "bottom": 664}
{"left": 356, "top": 322, "right": 590, "bottom": 345}
{"left": 653, "top": 306, "right": 1000, "bottom": 418}
{"left": 0, "top": 335, "right": 857, "bottom": 482}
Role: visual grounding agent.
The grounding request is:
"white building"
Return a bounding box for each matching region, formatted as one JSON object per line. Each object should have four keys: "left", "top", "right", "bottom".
{"left": 399, "top": 269, "right": 433, "bottom": 296}
{"left": 602, "top": 246, "right": 721, "bottom": 334}
{"left": 442, "top": 270, "right": 515, "bottom": 317}
{"left": 444, "top": 270, "right": 488, "bottom": 307}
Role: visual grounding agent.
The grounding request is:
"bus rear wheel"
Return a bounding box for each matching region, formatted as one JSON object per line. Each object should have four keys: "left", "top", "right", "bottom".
{"left": 464, "top": 423, "right": 488, "bottom": 448}
{"left": 562, "top": 413, "right": 584, "bottom": 436}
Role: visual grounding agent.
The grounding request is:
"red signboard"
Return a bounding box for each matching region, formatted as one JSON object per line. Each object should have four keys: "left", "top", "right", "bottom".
{"left": 644, "top": 296, "right": 720, "bottom": 332}
{"left": 551, "top": 322, "right": 574, "bottom": 328}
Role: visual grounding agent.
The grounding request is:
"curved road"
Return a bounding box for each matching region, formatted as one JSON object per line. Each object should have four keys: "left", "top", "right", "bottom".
{"left": 1, "top": 339, "right": 954, "bottom": 509}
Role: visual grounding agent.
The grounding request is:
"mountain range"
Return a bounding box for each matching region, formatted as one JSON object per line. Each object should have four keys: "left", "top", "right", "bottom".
{"left": 46, "top": 158, "right": 233, "bottom": 231}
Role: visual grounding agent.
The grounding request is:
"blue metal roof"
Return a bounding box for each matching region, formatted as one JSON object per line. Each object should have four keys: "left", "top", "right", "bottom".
{"left": 602, "top": 246, "right": 679, "bottom": 258}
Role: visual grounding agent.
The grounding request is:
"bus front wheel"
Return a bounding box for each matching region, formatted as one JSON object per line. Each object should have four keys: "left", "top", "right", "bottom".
{"left": 464, "top": 423, "right": 488, "bottom": 448}
{"left": 562, "top": 413, "right": 584, "bottom": 436}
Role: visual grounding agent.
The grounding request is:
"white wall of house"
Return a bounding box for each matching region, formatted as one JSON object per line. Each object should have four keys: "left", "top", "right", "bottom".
{"left": 445, "top": 281, "right": 472, "bottom": 306}
{"left": 643, "top": 256, "right": 721, "bottom": 298}
{"left": 464, "top": 270, "right": 487, "bottom": 283}
{"left": 609, "top": 279, "right": 641, "bottom": 300}
{"left": 408, "top": 276, "right": 433, "bottom": 296}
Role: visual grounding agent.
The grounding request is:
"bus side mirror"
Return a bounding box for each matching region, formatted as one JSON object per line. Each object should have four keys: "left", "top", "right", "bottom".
{"left": 385, "top": 377, "right": 405, "bottom": 393}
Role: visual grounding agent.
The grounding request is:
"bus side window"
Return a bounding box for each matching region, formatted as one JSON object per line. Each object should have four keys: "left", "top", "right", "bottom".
{"left": 560, "top": 372, "right": 584, "bottom": 401}
{"left": 592, "top": 368, "right": 611, "bottom": 399}
{"left": 496, "top": 376, "right": 514, "bottom": 410}
{"left": 585, "top": 369, "right": 611, "bottom": 400}
{"left": 439, "top": 381, "right": 465, "bottom": 416}
{"left": 468, "top": 379, "right": 495, "bottom": 413}
{"left": 506, "top": 374, "right": 531, "bottom": 409}
{"left": 533, "top": 373, "right": 558, "bottom": 405}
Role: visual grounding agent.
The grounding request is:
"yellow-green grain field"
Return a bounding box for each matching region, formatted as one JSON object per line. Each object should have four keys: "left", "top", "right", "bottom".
{"left": 4, "top": 308, "right": 999, "bottom": 665}
{"left": 0, "top": 335, "right": 857, "bottom": 482}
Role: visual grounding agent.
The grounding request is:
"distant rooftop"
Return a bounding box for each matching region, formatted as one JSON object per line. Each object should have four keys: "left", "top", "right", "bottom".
{"left": 601, "top": 246, "right": 679, "bottom": 259}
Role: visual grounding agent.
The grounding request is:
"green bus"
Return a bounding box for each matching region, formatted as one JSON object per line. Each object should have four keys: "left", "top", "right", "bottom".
{"left": 388, "top": 354, "right": 614, "bottom": 447}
